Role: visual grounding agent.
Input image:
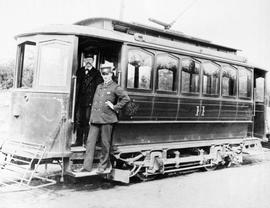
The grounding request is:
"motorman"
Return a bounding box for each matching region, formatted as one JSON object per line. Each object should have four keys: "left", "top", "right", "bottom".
{"left": 79, "top": 63, "right": 130, "bottom": 173}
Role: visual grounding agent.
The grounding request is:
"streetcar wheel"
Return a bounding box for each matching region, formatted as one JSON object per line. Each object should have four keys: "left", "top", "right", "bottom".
{"left": 136, "top": 172, "right": 156, "bottom": 182}
{"left": 222, "top": 156, "right": 232, "bottom": 168}
{"left": 204, "top": 159, "right": 218, "bottom": 171}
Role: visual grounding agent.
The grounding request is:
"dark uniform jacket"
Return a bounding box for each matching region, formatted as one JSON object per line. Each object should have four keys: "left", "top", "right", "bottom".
{"left": 76, "top": 67, "right": 103, "bottom": 107}
{"left": 90, "top": 81, "right": 130, "bottom": 124}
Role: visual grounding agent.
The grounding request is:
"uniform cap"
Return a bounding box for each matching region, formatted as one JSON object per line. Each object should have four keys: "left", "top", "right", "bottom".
{"left": 84, "top": 54, "right": 94, "bottom": 59}
{"left": 100, "top": 62, "right": 114, "bottom": 73}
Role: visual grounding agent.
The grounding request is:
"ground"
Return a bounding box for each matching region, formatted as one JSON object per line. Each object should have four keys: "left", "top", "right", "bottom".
{"left": 1, "top": 91, "right": 270, "bottom": 208}
{"left": 0, "top": 152, "right": 270, "bottom": 208}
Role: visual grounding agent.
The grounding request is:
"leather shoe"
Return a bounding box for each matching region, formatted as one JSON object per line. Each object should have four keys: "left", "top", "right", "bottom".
{"left": 74, "top": 167, "right": 89, "bottom": 173}
{"left": 96, "top": 165, "right": 112, "bottom": 174}
{"left": 96, "top": 168, "right": 106, "bottom": 174}
{"left": 70, "top": 143, "right": 83, "bottom": 147}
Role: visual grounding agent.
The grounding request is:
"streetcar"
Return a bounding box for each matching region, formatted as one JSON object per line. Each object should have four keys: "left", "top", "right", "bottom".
{"left": 0, "top": 17, "right": 268, "bottom": 185}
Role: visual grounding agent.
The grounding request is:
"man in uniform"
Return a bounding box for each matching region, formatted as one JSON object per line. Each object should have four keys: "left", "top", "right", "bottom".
{"left": 72, "top": 54, "right": 103, "bottom": 147}
{"left": 79, "top": 63, "right": 130, "bottom": 173}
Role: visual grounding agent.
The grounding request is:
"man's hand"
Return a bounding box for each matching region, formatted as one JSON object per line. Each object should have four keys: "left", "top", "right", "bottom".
{"left": 105, "top": 101, "right": 114, "bottom": 110}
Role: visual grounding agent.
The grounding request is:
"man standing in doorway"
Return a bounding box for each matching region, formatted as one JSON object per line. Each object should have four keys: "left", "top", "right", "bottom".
{"left": 72, "top": 54, "right": 103, "bottom": 147}
{"left": 80, "top": 63, "right": 130, "bottom": 173}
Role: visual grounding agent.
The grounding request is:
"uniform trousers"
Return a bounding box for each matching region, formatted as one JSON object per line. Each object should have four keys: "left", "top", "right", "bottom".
{"left": 83, "top": 123, "right": 113, "bottom": 171}
{"left": 76, "top": 106, "right": 91, "bottom": 145}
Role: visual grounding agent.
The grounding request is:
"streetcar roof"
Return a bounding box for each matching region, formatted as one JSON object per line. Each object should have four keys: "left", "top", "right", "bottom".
{"left": 16, "top": 17, "right": 268, "bottom": 69}
{"left": 16, "top": 17, "right": 239, "bottom": 53}
{"left": 74, "top": 17, "right": 240, "bottom": 53}
{"left": 252, "top": 64, "right": 268, "bottom": 72}
{"left": 15, "top": 24, "right": 133, "bottom": 42}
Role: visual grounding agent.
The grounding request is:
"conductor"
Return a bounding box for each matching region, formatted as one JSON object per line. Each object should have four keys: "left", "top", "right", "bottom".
{"left": 72, "top": 54, "right": 103, "bottom": 147}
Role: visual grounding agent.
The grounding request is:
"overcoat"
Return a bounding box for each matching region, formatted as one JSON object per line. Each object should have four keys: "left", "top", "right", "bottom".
{"left": 76, "top": 67, "right": 103, "bottom": 107}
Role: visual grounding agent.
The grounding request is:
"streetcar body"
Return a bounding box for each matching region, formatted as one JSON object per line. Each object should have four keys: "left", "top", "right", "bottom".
{"left": 4, "top": 18, "right": 268, "bottom": 182}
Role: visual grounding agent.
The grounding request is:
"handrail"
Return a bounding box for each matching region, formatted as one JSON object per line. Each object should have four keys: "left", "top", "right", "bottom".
{"left": 71, "top": 75, "right": 77, "bottom": 123}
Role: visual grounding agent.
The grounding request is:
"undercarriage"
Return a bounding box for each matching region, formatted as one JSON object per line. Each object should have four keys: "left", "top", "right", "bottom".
{"left": 110, "top": 138, "right": 262, "bottom": 182}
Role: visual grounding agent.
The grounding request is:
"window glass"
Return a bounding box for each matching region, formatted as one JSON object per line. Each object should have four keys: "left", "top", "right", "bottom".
{"left": 222, "top": 66, "right": 237, "bottom": 96}
{"left": 156, "top": 54, "right": 177, "bottom": 91}
{"left": 18, "top": 43, "right": 36, "bottom": 88}
{"left": 255, "top": 77, "right": 264, "bottom": 102}
{"left": 202, "top": 62, "right": 220, "bottom": 95}
{"left": 38, "top": 41, "right": 69, "bottom": 87}
{"left": 181, "top": 59, "right": 200, "bottom": 93}
{"left": 239, "top": 67, "right": 252, "bottom": 98}
{"left": 127, "top": 49, "right": 153, "bottom": 89}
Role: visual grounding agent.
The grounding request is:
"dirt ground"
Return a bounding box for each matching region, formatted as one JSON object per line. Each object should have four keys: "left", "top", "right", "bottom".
{"left": 0, "top": 151, "right": 269, "bottom": 208}
{"left": 1, "top": 91, "right": 270, "bottom": 208}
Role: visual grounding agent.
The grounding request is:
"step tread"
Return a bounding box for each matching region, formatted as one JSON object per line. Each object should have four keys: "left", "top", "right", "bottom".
{"left": 70, "top": 146, "right": 102, "bottom": 152}
{"left": 70, "top": 146, "right": 86, "bottom": 152}
{"left": 66, "top": 168, "right": 111, "bottom": 177}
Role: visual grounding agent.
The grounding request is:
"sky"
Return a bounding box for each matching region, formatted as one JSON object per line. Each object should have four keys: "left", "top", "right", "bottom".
{"left": 0, "top": 0, "right": 270, "bottom": 70}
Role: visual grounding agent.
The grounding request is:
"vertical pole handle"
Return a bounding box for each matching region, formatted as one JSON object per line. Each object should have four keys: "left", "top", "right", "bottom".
{"left": 71, "top": 75, "right": 77, "bottom": 123}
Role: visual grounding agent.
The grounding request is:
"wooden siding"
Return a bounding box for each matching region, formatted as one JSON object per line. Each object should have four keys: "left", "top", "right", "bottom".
{"left": 112, "top": 123, "right": 248, "bottom": 146}
{"left": 119, "top": 93, "right": 253, "bottom": 122}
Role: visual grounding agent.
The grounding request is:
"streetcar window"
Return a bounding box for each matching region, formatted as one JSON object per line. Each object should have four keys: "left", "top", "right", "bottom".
{"left": 238, "top": 67, "right": 252, "bottom": 98}
{"left": 222, "top": 65, "right": 237, "bottom": 97}
{"left": 255, "top": 77, "right": 264, "bottom": 102}
{"left": 181, "top": 59, "right": 200, "bottom": 94}
{"left": 202, "top": 62, "right": 220, "bottom": 96}
{"left": 37, "top": 41, "right": 70, "bottom": 87}
{"left": 17, "top": 42, "right": 36, "bottom": 88}
{"left": 156, "top": 54, "right": 178, "bottom": 92}
{"left": 127, "top": 49, "right": 153, "bottom": 90}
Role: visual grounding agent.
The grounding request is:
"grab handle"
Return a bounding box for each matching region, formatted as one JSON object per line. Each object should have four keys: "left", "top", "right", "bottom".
{"left": 71, "top": 75, "right": 77, "bottom": 123}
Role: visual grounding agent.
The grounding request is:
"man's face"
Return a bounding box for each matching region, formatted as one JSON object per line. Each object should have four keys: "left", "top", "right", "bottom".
{"left": 85, "top": 58, "right": 94, "bottom": 68}
{"left": 101, "top": 70, "right": 113, "bottom": 83}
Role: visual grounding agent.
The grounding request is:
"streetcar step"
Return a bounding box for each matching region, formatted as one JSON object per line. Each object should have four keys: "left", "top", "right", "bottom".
{"left": 66, "top": 167, "right": 111, "bottom": 177}
{"left": 0, "top": 140, "right": 56, "bottom": 192}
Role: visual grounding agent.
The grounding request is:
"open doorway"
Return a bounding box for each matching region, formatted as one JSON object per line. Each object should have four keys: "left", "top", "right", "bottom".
{"left": 253, "top": 68, "right": 267, "bottom": 140}
{"left": 71, "top": 36, "right": 122, "bottom": 147}
{"left": 78, "top": 36, "right": 121, "bottom": 80}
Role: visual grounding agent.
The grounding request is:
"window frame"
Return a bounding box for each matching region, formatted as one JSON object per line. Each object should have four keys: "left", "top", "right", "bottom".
{"left": 35, "top": 39, "right": 73, "bottom": 92}
{"left": 180, "top": 57, "right": 201, "bottom": 96}
{"left": 16, "top": 41, "right": 37, "bottom": 89}
{"left": 254, "top": 76, "right": 265, "bottom": 103}
{"left": 125, "top": 47, "right": 154, "bottom": 92}
{"left": 201, "top": 60, "right": 221, "bottom": 97}
{"left": 237, "top": 66, "right": 253, "bottom": 100}
{"left": 155, "top": 52, "right": 179, "bottom": 95}
{"left": 221, "top": 64, "right": 237, "bottom": 99}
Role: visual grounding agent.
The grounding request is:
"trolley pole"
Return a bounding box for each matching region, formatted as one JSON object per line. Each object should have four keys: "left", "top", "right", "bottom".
{"left": 119, "top": 0, "right": 125, "bottom": 21}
